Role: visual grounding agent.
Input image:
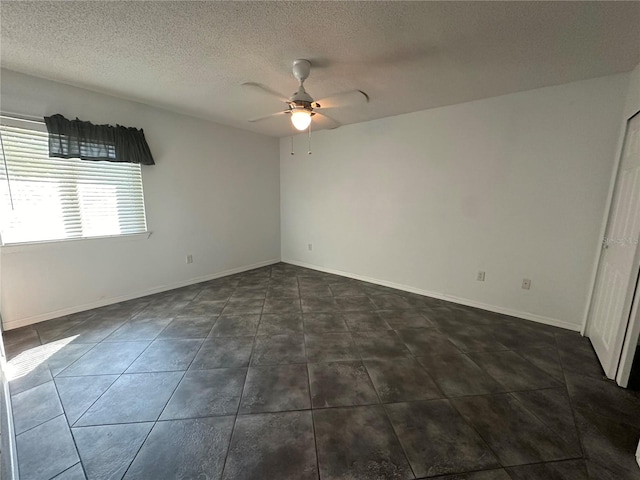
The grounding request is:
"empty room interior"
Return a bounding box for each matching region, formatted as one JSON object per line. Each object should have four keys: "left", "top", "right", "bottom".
{"left": 1, "top": 1, "right": 640, "bottom": 479}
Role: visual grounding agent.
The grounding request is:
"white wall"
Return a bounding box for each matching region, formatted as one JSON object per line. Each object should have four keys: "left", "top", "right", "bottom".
{"left": 0, "top": 69, "right": 280, "bottom": 329}
{"left": 281, "top": 74, "right": 629, "bottom": 330}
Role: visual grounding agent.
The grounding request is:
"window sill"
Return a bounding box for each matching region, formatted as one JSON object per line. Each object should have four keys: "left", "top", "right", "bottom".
{"left": 1, "top": 231, "right": 152, "bottom": 253}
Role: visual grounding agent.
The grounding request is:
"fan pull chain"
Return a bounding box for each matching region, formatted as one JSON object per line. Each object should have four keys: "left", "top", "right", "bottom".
{"left": 290, "top": 136, "right": 294, "bottom": 156}
{"left": 308, "top": 123, "right": 312, "bottom": 155}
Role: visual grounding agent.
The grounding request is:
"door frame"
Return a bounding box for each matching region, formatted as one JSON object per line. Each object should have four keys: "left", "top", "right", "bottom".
{"left": 583, "top": 109, "right": 640, "bottom": 384}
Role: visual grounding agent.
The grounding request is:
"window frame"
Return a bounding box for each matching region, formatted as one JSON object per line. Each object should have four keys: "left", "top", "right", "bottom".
{"left": 0, "top": 115, "right": 151, "bottom": 247}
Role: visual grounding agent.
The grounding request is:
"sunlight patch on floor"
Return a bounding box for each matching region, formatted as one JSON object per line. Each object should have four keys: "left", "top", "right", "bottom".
{"left": 6, "top": 336, "right": 79, "bottom": 381}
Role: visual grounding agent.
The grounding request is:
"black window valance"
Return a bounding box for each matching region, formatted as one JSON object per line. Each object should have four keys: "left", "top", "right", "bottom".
{"left": 44, "top": 114, "right": 155, "bottom": 165}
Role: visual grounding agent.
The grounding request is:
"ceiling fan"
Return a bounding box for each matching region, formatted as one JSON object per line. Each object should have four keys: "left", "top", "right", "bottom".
{"left": 243, "top": 59, "right": 369, "bottom": 131}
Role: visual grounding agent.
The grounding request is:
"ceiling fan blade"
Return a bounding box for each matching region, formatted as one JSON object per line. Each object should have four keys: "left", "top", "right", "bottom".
{"left": 242, "top": 82, "right": 290, "bottom": 103}
{"left": 248, "top": 111, "right": 289, "bottom": 123}
{"left": 314, "top": 112, "right": 341, "bottom": 130}
{"left": 314, "top": 90, "right": 369, "bottom": 110}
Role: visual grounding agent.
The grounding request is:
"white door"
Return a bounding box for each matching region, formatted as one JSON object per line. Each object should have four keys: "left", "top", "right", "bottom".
{"left": 587, "top": 111, "right": 640, "bottom": 379}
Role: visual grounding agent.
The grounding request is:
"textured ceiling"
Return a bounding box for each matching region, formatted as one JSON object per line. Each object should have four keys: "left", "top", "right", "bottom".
{"left": 1, "top": 1, "right": 639, "bottom": 137}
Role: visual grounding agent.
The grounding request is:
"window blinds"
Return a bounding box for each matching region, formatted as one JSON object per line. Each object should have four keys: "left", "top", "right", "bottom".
{"left": 0, "top": 120, "right": 147, "bottom": 244}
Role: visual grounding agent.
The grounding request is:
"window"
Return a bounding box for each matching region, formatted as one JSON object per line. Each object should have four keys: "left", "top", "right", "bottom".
{"left": 0, "top": 118, "right": 148, "bottom": 244}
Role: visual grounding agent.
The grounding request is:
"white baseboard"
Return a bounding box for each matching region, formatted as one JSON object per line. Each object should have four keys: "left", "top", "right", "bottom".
{"left": 283, "top": 258, "right": 580, "bottom": 332}
{"left": 2, "top": 258, "right": 281, "bottom": 331}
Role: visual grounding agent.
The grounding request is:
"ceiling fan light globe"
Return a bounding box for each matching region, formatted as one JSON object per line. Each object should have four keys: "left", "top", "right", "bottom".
{"left": 291, "top": 110, "right": 312, "bottom": 130}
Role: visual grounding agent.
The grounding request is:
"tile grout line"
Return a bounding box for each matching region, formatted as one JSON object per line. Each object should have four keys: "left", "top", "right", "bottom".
{"left": 61, "top": 290, "right": 195, "bottom": 477}
{"left": 504, "top": 456, "right": 590, "bottom": 472}
{"left": 59, "top": 305, "right": 177, "bottom": 476}
{"left": 48, "top": 376, "right": 87, "bottom": 480}
{"left": 447, "top": 396, "right": 507, "bottom": 471}
{"left": 219, "top": 266, "right": 270, "bottom": 479}
{"left": 299, "top": 273, "right": 323, "bottom": 480}
{"left": 555, "top": 332, "right": 589, "bottom": 461}
{"left": 340, "top": 324, "right": 418, "bottom": 479}
{"left": 362, "top": 354, "right": 418, "bottom": 479}
{"left": 12, "top": 304, "right": 161, "bottom": 444}
{"left": 120, "top": 282, "right": 222, "bottom": 479}
{"left": 38, "top": 311, "right": 99, "bottom": 345}
{"left": 380, "top": 402, "right": 418, "bottom": 479}
{"left": 14, "top": 272, "right": 241, "bottom": 476}
{"left": 506, "top": 391, "right": 585, "bottom": 462}
{"left": 12, "top": 340, "right": 139, "bottom": 442}
{"left": 54, "top": 303, "right": 168, "bottom": 379}
{"left": 46, "top": 340, "right": 102, "bottom": 378}
{"left": 66, "top": 337, "right": 157, "bottom": 428}
{"left": 48, "top": 461, "right": 83, "bottom": 480}
{"left": 8, "top": 263, "right": 605, "bottom": 479}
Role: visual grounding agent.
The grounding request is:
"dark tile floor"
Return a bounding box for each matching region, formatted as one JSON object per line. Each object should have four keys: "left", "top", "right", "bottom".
{"left": 3, "top": 262, "right": 640, "bottom": 479}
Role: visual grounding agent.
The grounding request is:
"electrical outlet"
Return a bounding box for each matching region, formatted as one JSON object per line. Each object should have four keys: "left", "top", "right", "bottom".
{"left": 186, "top": 254, "right": 193, "bottom": 264}
{"left": 308, "top": 243, "right": 313, "bottom": 251}
{"left": 522, "top": 278, "right": 531, "bottom": 290}
{"left": 476, "top": 271, "right": 485, "bottom": 282}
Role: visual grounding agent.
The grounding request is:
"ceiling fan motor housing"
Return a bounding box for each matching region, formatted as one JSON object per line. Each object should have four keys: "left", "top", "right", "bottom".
{"left": 289, "top": 84, "right": 315, "bottom": 114}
